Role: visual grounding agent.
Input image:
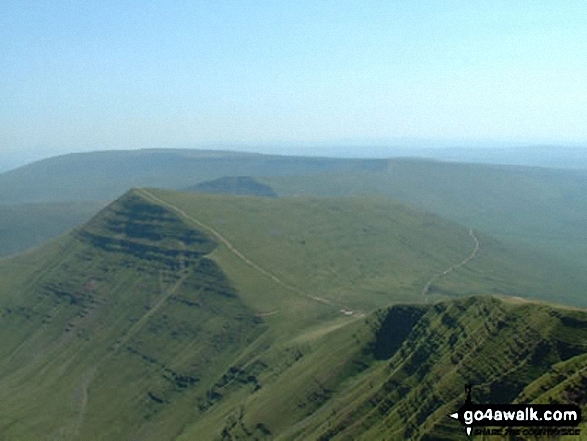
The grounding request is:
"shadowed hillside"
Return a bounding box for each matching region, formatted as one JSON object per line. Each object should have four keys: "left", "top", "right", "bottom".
{"left": 0, "top": 200, "right": 105, "bottom": 257}
{"left": 184, "top": 176, "right": 277, "bottom": 197}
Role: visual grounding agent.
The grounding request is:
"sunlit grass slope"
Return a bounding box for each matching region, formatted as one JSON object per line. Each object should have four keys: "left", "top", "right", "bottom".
{"left": 265, "top": 159, "right": 587, "bottom": 272}
{"left": 0, "top": 189, "right": 584, "bottom": 440}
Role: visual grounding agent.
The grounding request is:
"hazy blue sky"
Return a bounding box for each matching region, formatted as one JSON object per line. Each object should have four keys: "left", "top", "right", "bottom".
{"left": 1, "top": 0, "right": 587, "bottom": 158}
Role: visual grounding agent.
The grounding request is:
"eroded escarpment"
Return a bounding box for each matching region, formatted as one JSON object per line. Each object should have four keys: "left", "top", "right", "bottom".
{"left": 312, "top": 297, "right": 587, "bottom": 441}
{"left": 77, "top": 191, "right": 216, "bottom": 270}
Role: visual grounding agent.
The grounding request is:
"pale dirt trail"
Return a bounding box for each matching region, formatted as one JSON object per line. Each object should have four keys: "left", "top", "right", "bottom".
{"left": 73, "top": 367, "right": 96, "bottom": 439}
{"left": 137, "top": 189, "right": 358, "bottom": 314}
{"left": 421, "top": 228, "right": 480, "bottom": 300}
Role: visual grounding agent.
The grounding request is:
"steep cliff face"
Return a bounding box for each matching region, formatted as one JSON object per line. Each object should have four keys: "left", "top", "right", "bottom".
{"left": 257, "top": 297, "right": 586, "bottom": 441}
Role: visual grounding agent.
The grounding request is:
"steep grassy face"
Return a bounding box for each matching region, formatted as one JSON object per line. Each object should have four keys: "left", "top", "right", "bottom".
{"left": 0, "top": 191, "right": 265, "bottom": 440}
{"left": 170, "top": 296, "right": 587, "bottom": 441}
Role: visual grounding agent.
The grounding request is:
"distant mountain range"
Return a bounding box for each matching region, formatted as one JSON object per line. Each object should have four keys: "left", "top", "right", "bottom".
{"left": 2, "top": 144, "right": 585, "bottom": 174}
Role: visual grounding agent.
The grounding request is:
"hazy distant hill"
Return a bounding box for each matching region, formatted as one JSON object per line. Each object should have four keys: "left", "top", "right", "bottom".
{"left": 184, "top": 176, "right": 277, "bottom": 197}
{"left": 0, "top": 149, "right": 381, "bottom": 256}
{"left": 0, "top": 201, "right": 105, "bottom": 257}
{"left": 413, "top": 145, "right": 587, "bottom": 169}
{"left": 0, "top": 149, "right": 384, "bottom": 203}
{"left": 0, "top": 189, "right": 584, "bottom": 440}
{"left": 331, "top": 145, "right": 587, "bottom": 169}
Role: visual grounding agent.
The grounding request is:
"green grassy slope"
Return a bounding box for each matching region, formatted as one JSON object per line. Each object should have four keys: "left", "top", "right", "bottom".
{"left": 265, "top": 159, "right": 587, "bottom": 270}
{"left": 0, "top": 191, "right": 270, "bottom": 440}
{"left": 0, "top": 201, "right": 105, "bottom": 257}
{"left": 0, "top": 189, "right": 585, "bottom": 440}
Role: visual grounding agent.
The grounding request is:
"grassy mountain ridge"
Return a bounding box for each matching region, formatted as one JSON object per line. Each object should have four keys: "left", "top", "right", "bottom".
{"left": 0, "top": 189, "right": 585, "bottom": 440}
{"left": 0, "top": 190, "right": 267, "bottom": 440}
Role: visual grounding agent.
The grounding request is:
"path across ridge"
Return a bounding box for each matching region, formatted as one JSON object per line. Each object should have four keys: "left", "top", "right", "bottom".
{"left": 137, "top": 189, "right": 361, "bottom": 316}
{"left": 421, "top": 228, "right": 480, "bottom": 300}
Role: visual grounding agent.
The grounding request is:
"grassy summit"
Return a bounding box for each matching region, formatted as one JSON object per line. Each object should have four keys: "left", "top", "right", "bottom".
{"left": 0, "top": 189, "right": 584, "bottom": 440}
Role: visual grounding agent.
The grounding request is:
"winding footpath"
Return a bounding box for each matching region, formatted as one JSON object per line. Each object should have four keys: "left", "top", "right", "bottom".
{"left": 421, "top": 228, "right": 480, "bottom": 301}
